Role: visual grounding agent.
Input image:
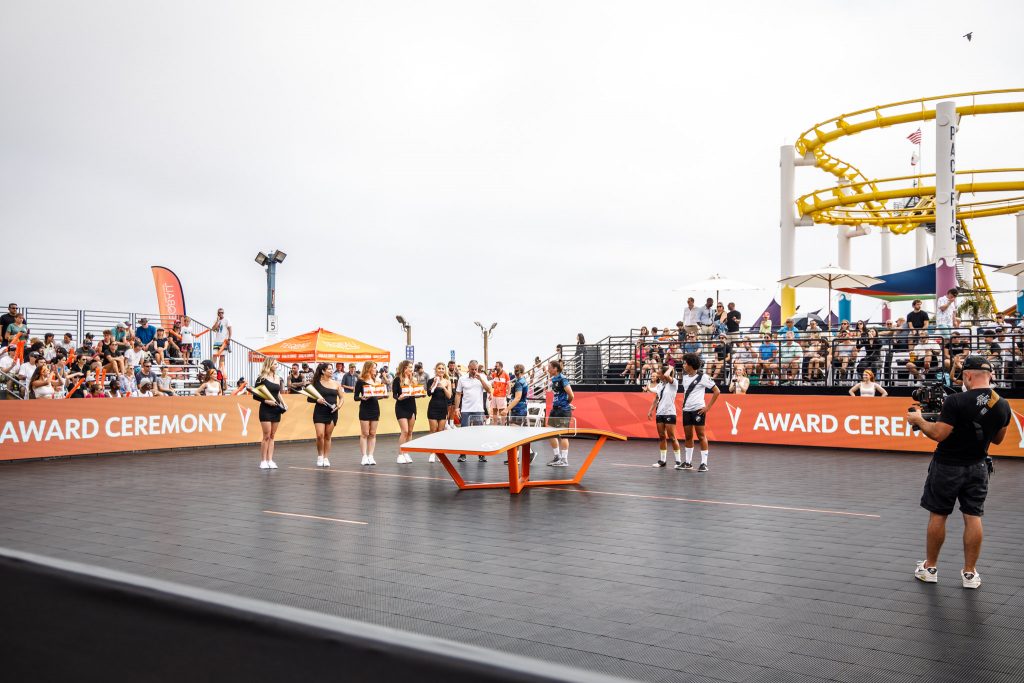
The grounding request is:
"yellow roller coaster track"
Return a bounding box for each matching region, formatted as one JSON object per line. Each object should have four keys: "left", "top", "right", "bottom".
{"left": 794, "top": 89, "right": 1024, "bottom": 312}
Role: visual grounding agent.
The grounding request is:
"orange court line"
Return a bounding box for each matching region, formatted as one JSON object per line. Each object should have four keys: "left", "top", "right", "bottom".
{"left": 262, "top": 510, "right": 367, "bottom": 525}
{"left": 534, "top": 487, "right": 881, "bottom": 518}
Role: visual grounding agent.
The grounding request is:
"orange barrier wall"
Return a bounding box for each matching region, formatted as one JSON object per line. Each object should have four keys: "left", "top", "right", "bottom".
{"left": 571, "top": 392, "right": 1024, "bottom": 457}
{"left": 0, "top": 395, "right": 429, "bottom": 461}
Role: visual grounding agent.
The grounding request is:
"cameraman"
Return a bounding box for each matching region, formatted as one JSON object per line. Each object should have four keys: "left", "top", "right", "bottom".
{"left": 907, "top": 356, "right": 1010, "bottom": 589}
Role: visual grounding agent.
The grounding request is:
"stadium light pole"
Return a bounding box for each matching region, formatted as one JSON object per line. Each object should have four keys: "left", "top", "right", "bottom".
{"left": 474, "top": 321, "right": 497, "bottom": 369}
{"left": 255, "top": 250, "right": 287, "bottom": 337}
{"left": 396, "top": 315, "right": 412, "bottom": 350}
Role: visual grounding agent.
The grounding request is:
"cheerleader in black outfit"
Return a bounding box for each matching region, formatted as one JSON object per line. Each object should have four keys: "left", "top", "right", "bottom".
{"left": 426, "top": 362, "right": 452, "bottom": 463}
{"left": 354, "top": 360, "right": 385, "bottom": 466}
{"left": 392, "top": 360, "right": 419, "bottom": 463}
{"left": 309, "top": 362, "right": 343, "bottom": 467}
{"left": 254, "top": 358, "right": 284, "bottom": 470}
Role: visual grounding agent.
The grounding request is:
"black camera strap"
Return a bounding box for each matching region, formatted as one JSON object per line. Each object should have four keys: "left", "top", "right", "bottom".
{"left": 683, "top": 372, "right": 705, "bottom": 406}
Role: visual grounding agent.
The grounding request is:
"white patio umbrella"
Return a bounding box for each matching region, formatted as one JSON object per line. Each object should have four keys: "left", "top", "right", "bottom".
{"left": 778, "top": 265, "right": 883, "bottom": 331}
{"left": 993, "top": 260, "right": 1024, "bottom": 277}
{"left": 674, "top": 274, "right": 762, "bottom": 303}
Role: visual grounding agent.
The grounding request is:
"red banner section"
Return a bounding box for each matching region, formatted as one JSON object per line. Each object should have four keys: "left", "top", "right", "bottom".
{"left": 571, "top": 392, "right": 1024, "bottom": 457}
{"left": 0, "top": 395, "right": 428, "bottom": 461}
{"left": 151, "top": 265, "right": 186, "bottom": 328}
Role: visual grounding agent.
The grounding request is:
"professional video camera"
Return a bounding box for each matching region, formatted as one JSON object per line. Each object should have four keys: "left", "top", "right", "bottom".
{"left": 910, "top": 382, "right": 952, "bottom": 430}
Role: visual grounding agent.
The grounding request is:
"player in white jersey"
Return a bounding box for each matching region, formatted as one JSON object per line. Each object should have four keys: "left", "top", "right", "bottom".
{"left": 647, "top": 365, "right": 681, "bottom": 467}
{"left": 678, "top": 353, "right": 719, "bottom": 472}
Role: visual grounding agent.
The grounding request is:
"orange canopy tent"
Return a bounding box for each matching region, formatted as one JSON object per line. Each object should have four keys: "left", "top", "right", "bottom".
{"left": 250, "top": 328, "right": 391, "bottom": 364}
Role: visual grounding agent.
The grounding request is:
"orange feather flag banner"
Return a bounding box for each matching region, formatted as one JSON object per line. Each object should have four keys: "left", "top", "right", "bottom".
{"left": 151, "top": 266, "right": 187, "bottom": 330}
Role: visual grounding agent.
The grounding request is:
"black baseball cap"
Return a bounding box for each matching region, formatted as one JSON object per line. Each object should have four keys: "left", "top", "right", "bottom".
{"left": 962, "top": 356, "right": 993, "bottom": 372}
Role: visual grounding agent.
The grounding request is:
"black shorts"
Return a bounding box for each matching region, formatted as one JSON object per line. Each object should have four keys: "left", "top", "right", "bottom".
{"left": 682, "top": 410, "right": 705, "bottom": 427}
{"left": 920, "top": 459, "right": 989, "bottom": 517}
{"left": 548, "top": 406, "right": 572, "bottom": 427}
{"left": 656, "top": 414, "right": 676, "bottom": 425}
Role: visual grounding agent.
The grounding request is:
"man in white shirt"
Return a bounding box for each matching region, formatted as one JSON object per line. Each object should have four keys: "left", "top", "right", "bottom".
{"left": 18, "top": 352, "right": 39, "bottom": 396}
{"left": 935, "top": 288, "right": 958, "bottom": 338}
{"left": 454, "top": 360, "right": 492, "bottom": 462}
{"left": 678, "top": 353, "right": 720, "bottom": 472}
{"left": 210, "top": 308, "right": 232, "bottom": 376}
{"left": 647, "top": 365, "right": 681, "bottom": 467}
{"left": 124, "top": 341, "right": 146, "bottom": 373}
{"left": 0, "top": 345, "right": 21, "bottom": 395}
{"left": 681, "top": 297, "right": 701, "bottom": 338}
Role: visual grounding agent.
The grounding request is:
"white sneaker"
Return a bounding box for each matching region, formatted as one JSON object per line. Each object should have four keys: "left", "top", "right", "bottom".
{"left": 360, "top": 455, "right": 369, "bottom": 466}
{"left": 404, "top": 453, "right": 413, "bottom": 464}
{"left": 268, "top": 461, "right": 278, "bottom": 469}
{"left": 259, "top": 461, "right": 269, "bottom": 469}
{"left": 428, "top": 454, "right": 436, "bottom": 463}
{"left": 316, "top": 455, "right": 325, "bottom": 467}
{"left": 914, "top": 561, "right": 938, "bottom": 583}
{"left": 551, "top": 458, "right": 569, "bottom": 467}
{"left": 321, "top": 457, "right": 330, "bottom": 467}
{"left": 367, "top": 455, "right": 377, "bottom": 466}
{"left": 961, "top": 570, "right": 981, "bottom": 589}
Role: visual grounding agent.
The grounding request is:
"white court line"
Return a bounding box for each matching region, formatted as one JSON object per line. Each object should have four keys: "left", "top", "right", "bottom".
{"left": 611, "top": 463, "right": 660, "bottom": 468}
{"left": 533, "top": 487, "right": 880, "bottom": 518}
{"left": 263, "top": 510, "right": 367, "bottom": 525}
{"left": 289, "top": 466, "right": 455, "bottom": 483}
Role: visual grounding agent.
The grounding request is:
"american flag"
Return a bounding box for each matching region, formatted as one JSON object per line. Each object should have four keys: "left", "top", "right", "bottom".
{"left": 907, "top": 128, "right": 922, "bottom": 145}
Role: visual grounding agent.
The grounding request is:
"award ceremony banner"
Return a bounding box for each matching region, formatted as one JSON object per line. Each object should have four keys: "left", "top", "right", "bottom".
{"left": 0, "top": 395, "right": 428, "bottom": 461}
{"left": 570, "top": 392, "right": 1024, "bottom": 458}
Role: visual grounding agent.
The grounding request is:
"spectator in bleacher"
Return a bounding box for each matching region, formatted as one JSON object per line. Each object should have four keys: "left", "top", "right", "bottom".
{"left": 286, "top": 364, "right": 305, "bottom": 393}
{"left": 935, "top": 288, "right": 958, "bottom": 337}
{"left": 728, "top": 366, "right": 749, "bottom": 394}
{"left": 698, "top": 298, "right": 715, "bottom": 337}
{"left": 155, "top": 366, "right": 174, "bottom": 396}
{"left": 907, "top": 299, "right": 929, "bottom": 332}
{"left": 100, "top": 329, "right": 128, "bottom": 375}
{"left": 857, "top": 327, "right": 883, "bottom": 375}
{"left": 778, "top": 318, "right": 798, "bottom": 338}
{"left": 712, "top": 303, "right": 728, "bottom": 337}
{"left": 854, "top": 320, "right": 868, "bottom": 348}
{"left": 60, "top": 332, "right": 75, "bottom": 353}
{"left": 725, "top": 303, "right": 742, "bottom": 338}
{"left": 707, "top": 334, "right": 732, "bottom": 380}
{"left": 41, "top": 333, "right": 57, "bottom": 361}
{"left": 731, "top": 339, "right": 756, "bottom": 378}
{"left": 906, "top": 332, "right": 940, "bottom": 380}
{"left": 135, "top": 360, "right": 159, "bottom": 387}
{"left": 757, "top": 334, "right": 779, "bottom": 381}
{"left": 620, "top": 360, "right": 637, "bottom": 383}
{"left": 87, "top": 381, "right": 106, "bottom": 398}
{"left": 4, "top": 311, "right": 28, "bottom": 345}
{"left": 210, "top": 308, "right": 232, "bottom": 375}
{"left": 945, "top": 331, "right": 970, "bottom": 370}
{"left": 178, "top": 316, "right": 196, "bottom": 359}
{"left": 806, "top": 319, "right": 822, "bottom": 338}
{"left": 681, "top": 332, "right": 702, "bottom": 358}
{"left": 125, "top": 340, "right": 145, "bottom": 373}
{"left": 758, "top": 311, "right": 772, "bottom": 336}
{"left": 29, "top": 363, "right": 61, "bottom": 399}
{"left": 804, "top": 337, "right": 826, "bottom": 381}
{"left": 76, "top": 333, "right": 96, "bottom": 360}
{"left": 119, "top": 369, "right": 139, "bottom": 396}
{"left": 18, "top": 352, "right": 39, "bottom": 394}
{"left": 135, "top": 317, "right": 156, "bottom": 345}
{"left": 197, "top": 368, "right": 222, "bottom": 396}
{"left": 833, "top": 331, "right": 857, "bottom": 380}
{"left": 849, "top": 369, "right": 888, "bottom": 397}
{"left": 136, "top": 378, "right": 154, "bottom": 398}
{"left": 0, "top": 345, "right": 20, "bottom": 395}
{"left": 147, "top": 328, "right": 178, "bottom": 365}
{"left": 681, "top": 298, "right": 700, "bottom": 338}
{"left": 780, "top": 331, "right": 803, "bottom": 381}
{"left": 0, "top": 303, "right": 23, "bottom": 335}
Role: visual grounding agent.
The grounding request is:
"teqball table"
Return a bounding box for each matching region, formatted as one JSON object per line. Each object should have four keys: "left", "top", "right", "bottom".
{"left": 400, "top": 425, "right": 626, "bottom": 494}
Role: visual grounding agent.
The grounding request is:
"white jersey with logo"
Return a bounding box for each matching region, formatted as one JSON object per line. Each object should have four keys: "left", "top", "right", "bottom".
{"left": 655, "top": 379, "right": 678, "bottom": 416}
{"left": 680, "top": 372, "right": 716, "bottom": 412}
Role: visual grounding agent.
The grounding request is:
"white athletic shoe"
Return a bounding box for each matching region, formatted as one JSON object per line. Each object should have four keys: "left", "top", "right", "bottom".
{"left": 321, "top": 457, "right": 330, "bottom": 467}
{"left": 316, "top": 456, "right": 325, "bottom": 467}
{"left": 367, "top": 455, "right": 377, "bottom": 466}
{"left": 259, "top": 461, "right": 269, "bottom": 470}
{"left": 360, "top": 455, "right": 369, "bottom": 466}
{"left": 551, "top": 458, "right": 569, "bottom": 467}
{"left": 268, "top": 461, "right": 278, "bottom": 469}
{"left": 961, "top": 570, "right": 981, "bottom": 589}
{"left": 428, "top": 454, "right": 436, "bottom": 463}
{"left": 914, "top": 561, "right": 938, "bottom": 583}
{"left": 404, "top": 453, "right": 413, "bottom": 464}
{"left": 397, "top": 454, "right": 405, "bottom": 464}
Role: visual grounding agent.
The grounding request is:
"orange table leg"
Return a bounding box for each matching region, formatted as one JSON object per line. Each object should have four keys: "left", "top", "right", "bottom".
{"left": 436, "top": 454, "right": 467, "bottom": 489}
{"left": 506, "top": 447, "right": 521, "bottom": 494}
{"left": 523, "top": 436, "right": 609, "bottom": 488}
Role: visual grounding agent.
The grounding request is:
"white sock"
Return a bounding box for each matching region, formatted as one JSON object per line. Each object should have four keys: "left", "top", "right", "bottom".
{"left": 659, "top": 450, "right": 667, "bottom": 462}
{"left": 553, "top": 447, "right": 561, "bottom": 457}
{"left": 673, "top": 450, "right": 681, "bottom": 463}
{"left": 700, "top": 450, "right": 709, "bottom": 465}
{"left": 685, "top": 447, "right": 694, "bottom": 464}
{"left": 561, "top": 447, "right": 568, "bottom": 462}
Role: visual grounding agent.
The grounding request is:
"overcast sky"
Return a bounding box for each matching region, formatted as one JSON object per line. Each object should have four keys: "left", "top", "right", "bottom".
{"left": 2, "top": 1, "right": 1022, "bottom": 365}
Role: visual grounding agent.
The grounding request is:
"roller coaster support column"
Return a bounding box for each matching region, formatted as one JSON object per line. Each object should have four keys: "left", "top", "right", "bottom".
{"left": 934, "top": 101, "right": 959, "bottom": 301}
{"left": 1017, "top": 211, "right": 1024, "bottom": 315}
{"left": 837, "top": 226, "right": 852, "bottom": 324}
{"left": 780, "top": 146, "right": 816, "bottom": 321}
{"left": 915, "top": 227, "right": 929, "bottom": 267}
{"left": 880, "top": 227, "right": 892, "bottom": 322}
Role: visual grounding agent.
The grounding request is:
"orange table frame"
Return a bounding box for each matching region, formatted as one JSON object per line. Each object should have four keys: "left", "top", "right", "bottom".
{"left": 401, "top": 428, "right": 626, "bottom": 494}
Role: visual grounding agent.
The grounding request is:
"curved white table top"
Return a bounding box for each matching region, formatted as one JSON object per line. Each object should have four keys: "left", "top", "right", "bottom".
{"left": 400, "top": 425, "right": 625, "bottom": 457}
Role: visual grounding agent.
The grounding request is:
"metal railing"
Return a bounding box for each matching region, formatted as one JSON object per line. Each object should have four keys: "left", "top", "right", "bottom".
{"left": 538, "top": 328, "right": 1024, "bottom": 391}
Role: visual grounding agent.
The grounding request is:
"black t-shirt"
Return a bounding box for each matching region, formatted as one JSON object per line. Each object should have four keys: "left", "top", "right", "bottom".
{"left": 714, "top": 342, "right": 732, "bottom": 360}
{"left": 934, "top": 389, "right": 1012, "bottom": 465}
{"left": 946, "top": 339, "right": 969, "bottom": 357}
{"left": 725, "top": 310, "right": 742, "bottom": 332}
{"left": 907, "top": 310, "right": 929, "bottom": 329}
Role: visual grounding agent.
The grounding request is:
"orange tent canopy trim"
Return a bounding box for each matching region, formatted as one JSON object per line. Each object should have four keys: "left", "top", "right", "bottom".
{"left": 250, "top": 328, "right": 391, "bottom": 364}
